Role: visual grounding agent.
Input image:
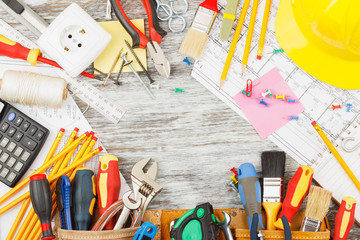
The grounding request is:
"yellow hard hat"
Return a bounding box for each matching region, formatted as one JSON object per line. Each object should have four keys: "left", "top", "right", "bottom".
{"left": 275, "top": 0, "right": 360, "bottom": 89}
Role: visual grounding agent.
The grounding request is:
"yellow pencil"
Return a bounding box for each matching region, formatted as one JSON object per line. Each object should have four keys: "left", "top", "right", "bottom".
{"left": 256, "top": 0, "right": 271, "bottom": 60}
{"left": 0, "top": 132, "right": 89, "bottom": 208}
{"left": 0, "top": 146, "right": 103, "bottom": 215}
{"left": 84, "top": 136, "right": 98, "bottom": 156}
{"left": 69, "top": 133, "right": 94, "bottom": 179}
{"left": 312, "top": 121, "right": 360, "bottom": 192}
{"left": 220, "top": 0, "right": 251, "bottom": 88}
{"left": 6, "top": 198, "right": 30, "bottom": 240}
{"left": 50, "top": 127, "right": 78, "bottom": 176}
{"left": 25, "top": 131, "right": 80, "bottom": 239}
{"left": 8, "top": 128, "right": 65, "bottom": 240}
{"left": 241, "top": 0, "right": 260, "bottom": 73}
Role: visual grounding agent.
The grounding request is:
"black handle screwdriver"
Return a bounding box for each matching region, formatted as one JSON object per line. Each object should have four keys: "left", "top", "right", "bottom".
{"left": 72, "top": 168, "right": 96, "bottom": 230}
{"left": 29, "top": 174, "right": 55, "bottom": 240}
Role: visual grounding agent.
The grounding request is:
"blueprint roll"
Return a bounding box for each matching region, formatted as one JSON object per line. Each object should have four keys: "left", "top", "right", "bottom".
{"left": 0, "top": 70, "right": 68, "bottom": 108}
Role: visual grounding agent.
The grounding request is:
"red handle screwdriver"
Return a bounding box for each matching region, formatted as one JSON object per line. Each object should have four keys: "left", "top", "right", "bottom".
{"left": 334, "top": 197, "right": 356, "bottom": 240}
{"left": 97, "top": 155, "right": 121, "bottom": 230}
{"left": 0, "top": 34, "right": 94, "bottom": 79}
{"left": 29, "top": 174, "right": 55, "bottom": 240}
{"left": 274, "top": 165, "right": 313, "bottom": 229}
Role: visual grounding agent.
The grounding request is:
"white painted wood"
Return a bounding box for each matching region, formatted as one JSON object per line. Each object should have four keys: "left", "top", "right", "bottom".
{"left": 1, "top": 0, "right": 358, "bottom": 237}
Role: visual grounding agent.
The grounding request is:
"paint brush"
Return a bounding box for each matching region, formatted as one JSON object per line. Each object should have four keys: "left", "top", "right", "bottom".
{"left": 300, "top": 186, "right": 332, "bottom": 232}
{"left": 261, "top": 151, "right": 286, "bottom": 230}
{"left": 179, "top": 0, "right": 218, "bottom": 59}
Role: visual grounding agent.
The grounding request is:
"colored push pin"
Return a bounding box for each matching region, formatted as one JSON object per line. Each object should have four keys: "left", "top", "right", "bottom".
{"left": 276, "top": 94, "right": 285, "bottom": 100}
{"left": 230, "top": 167, "right": 238, "bottom": 176}
{"left": 287, "top": 99, "right": 296, "bottom": 103}
{"left": 346, "top": 103, "right": 352, "bottom": 112}
{"left": 290, "top": 116, "right": 299, "bottom": 120}
{"left": 261, "top": 92, "right": 269, "bottom": 98}
{"left": 268, "top": 48, "right": 283, "bottom": 54}
{"left": 242, "top": 90, "right": 250, "bottom": 97}
{"left": 332, "top": 104, "right": 341, "bottom": 110}
{"left": 182, "top": 57, "right": 191, "bottom": 66}
{"left": 174, "top": 88, "right": 184, "bottom": 93}
{"left": 260, "top": 99, "right": 268, "bottom": 106}
{"left": 230, "top": 175, "right": 238, "bottom": 184}
{"left": 265, "top": 89, "right": 273, "bottom": 98}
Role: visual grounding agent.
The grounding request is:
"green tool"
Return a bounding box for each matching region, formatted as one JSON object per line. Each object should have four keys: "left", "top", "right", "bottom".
{"left": 170, "top": 202, "right": 233, "bottom": 240}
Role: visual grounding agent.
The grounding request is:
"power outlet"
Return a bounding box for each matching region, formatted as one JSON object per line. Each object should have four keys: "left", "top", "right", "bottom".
{"left": 37, "top": 3, "right": 111, "bottom": 77}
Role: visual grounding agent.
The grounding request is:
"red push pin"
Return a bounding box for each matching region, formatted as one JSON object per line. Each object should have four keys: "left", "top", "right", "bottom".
{"left": 230, "top": 167, "right": 238, "bottom": 176}
{"left": 332, "top": 104, "right": 341, "bottom": 110}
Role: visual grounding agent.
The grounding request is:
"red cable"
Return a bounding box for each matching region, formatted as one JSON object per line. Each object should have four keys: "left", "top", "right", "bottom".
{"left": 38, "top": 56, "right": 95, "bottom": 79}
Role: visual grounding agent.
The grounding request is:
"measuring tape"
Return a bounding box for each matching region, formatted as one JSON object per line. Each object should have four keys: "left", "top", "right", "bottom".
{"left": 0, "top": 19, "right": 126, "bottom": 123}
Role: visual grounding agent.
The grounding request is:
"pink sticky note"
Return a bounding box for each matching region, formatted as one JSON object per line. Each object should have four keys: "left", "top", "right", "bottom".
{"left": 233, "top": 68, "right": 304, "bottom": 139}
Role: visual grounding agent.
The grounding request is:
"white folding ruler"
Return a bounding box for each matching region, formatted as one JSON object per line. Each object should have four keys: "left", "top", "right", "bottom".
{"left": 0, "top": 19, "right": 126, "bottom": 123}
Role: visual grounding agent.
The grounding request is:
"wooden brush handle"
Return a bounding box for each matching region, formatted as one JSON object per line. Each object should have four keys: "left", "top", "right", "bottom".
{"left": 262, "top": 202, "right": 282, "bottom": 230}
{"left": 199, "top": 0, "right": 219, "bottom": 13}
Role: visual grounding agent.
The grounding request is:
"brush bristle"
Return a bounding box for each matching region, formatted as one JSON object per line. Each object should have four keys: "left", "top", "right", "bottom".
{"left": 305, "top": 186, "right": 332, "bottom": 221}
{"left": 261, "top": 151, "right": 286, "bottom": 178}
{"left": 179, "top": 28, "right": 208, "bottom": 60}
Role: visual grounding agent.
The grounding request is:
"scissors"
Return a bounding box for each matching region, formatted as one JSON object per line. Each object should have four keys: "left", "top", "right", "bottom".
{"left": 155, "top": 0, "right": 188, "bottom": 32}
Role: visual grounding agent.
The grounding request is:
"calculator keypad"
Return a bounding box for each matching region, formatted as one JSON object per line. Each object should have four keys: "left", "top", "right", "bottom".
{"left": 0, "top": 102, "right": 49, "bottom": 187}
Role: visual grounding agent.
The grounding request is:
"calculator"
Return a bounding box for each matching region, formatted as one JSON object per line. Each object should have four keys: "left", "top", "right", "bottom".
{"left": 0, "top": 100, "right": 49, "bottom": 187}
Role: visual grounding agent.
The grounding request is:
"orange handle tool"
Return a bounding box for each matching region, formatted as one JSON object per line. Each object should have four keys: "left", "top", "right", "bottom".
{"left": 0, "top": 34, "right": 40, "bottom": 66}
{"left": 334, "top": 197, "right": 356, "bottom": 240}
{"left": 274, "top": 165, "right": 313, "bottom": 229}
{"left": 96, "top": 155, "right": 121, "bottom": 230}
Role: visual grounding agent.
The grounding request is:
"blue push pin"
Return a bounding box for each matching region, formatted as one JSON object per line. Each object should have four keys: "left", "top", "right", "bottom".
{"left": 287, "top": 99, "right": 296, "bottom": 103}
{"left": 290, "top": 116, "right": 299, "bottom": 120}
{"left": 260, "top": 99, "right": 268, "bottom": 106}
{"left": 347, "top": 103, "right": 352, "bottom": 112}
{"left": 182, "top": 57, "right": 191, "bottom": 66}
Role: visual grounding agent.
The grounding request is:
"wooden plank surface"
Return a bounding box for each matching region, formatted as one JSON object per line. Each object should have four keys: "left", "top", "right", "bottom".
{"left": 1, "top": 0, "right": 359, "bottom": 238}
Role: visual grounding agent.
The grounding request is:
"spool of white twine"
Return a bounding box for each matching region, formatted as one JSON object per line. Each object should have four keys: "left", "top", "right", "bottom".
{"left": 0, "top": 70, "right": 67, "bottom": 108}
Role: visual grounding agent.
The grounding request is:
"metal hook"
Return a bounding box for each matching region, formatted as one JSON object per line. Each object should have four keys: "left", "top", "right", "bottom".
{"left": 168, "top": 15, "right": 186, "bottom": 32}
{"left": 169, "top": 0, "right": 188, "bottom": 15}
{"left": 155, "top": 0, "right": 173, "bottom": 21}
{"left": 342, "top": 137, "right": 360, "bottom": 152}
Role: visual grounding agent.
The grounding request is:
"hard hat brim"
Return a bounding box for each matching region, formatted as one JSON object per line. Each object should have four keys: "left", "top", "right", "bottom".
{"left": 275, "top": 0, "right": 360, "bottom": 90}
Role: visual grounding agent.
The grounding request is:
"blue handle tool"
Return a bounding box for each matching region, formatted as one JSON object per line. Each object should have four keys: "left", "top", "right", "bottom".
{"left": 55, "top": 175, "right": 72, "bottom": 230}
{"left": 238, "top": 163, "right": 264, "bottom": 230}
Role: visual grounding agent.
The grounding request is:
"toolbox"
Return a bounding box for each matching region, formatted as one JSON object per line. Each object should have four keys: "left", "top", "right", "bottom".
{"left": 54, "top": 208, "right": 331, "bottom": 240}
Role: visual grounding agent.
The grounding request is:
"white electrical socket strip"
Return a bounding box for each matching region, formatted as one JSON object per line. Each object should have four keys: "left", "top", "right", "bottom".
{"left": 37, "top": 3, "right": 112, "bottom": 77}
{"left": 0, "top": 19, "right": 126, "bottom": 123}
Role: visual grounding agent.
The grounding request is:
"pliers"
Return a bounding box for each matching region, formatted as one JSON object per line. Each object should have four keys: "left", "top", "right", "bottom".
{"left": 110, "top": 0, "right": 171, "bottom": 78}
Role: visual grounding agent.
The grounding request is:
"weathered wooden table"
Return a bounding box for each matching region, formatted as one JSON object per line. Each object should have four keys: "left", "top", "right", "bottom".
{"left": 1, "top": 0, "right": 359, "bottom": 238}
